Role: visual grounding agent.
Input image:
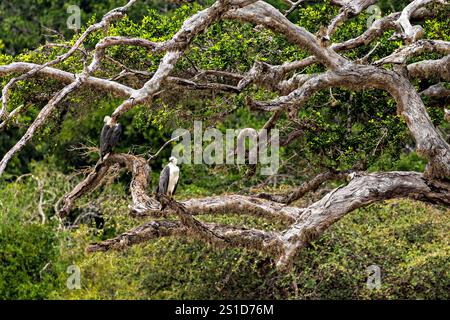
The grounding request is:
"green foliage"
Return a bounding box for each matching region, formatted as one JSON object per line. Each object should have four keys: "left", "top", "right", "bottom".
{"left": 1, "top": 166, "right": 448, "bottom": 299}
{"left": 63, "top": 199, "right": 449, "bottom": 300}
{"left": 0, "top": 0, "right": 211, "bottom": 55}
{"left": 0, "top": 220, "right": 60, "bottom": 299}
{"left": 0, "top": 0, "right": 449, "bottom": 300}
{"left": 1, "top": 0, "right": 448, "bottom": 178}
{"left": 0, "top": 168, "right": 65, "bottom": 299}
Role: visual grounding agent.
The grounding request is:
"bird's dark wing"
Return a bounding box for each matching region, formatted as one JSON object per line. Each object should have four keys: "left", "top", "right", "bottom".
{"left": 110, "top": 124, "right": 122, "bottom": 150}
{"left": 100, "top": 124, "right": 112, "bottom": 157}
{"left": 158, "top": 165, "right": 170, "bottom": 195}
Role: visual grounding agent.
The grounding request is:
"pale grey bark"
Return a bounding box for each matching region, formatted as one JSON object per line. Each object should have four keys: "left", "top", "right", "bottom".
{"left": 0, "top": 0, "right": 138, "bottom": 120}
{"left": 1, "top": 0, "right": 449, "bottom": 270}
{"left": 59, "top": 153, "right": 450, "bottom": 269}
{"left": 408, "top": 55, "right": 450, "bottom": 81}
{"left": 325, "top": 0, "right": 378, "bottom": 40}
{"left": 395, "top": 0, "right": 447, "bottom": 43}
{"left": 421, "top": 83, "right": 450, "bottom": 99}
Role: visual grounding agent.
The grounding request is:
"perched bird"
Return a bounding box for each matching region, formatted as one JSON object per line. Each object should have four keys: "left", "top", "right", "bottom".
{"left": 157, "top": 156, "right": 180, "bottom": 209}
{"left": 100, "top": 116, "right": 122, "bottom": 160}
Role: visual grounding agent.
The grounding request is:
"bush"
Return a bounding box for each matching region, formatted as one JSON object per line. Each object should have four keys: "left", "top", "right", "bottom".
{"left": 0, "top": 212, "right": 61, "bottom": 299}
{"left": 0, "top": 165, "right": 448, "bottom": 300}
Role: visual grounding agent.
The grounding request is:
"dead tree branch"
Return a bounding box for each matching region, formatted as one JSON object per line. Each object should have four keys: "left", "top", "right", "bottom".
{"left": 1, "top": 0, "right": 449, "bottom": 270}
{"left": 60, "top": 153, "right": 449, "bottom": 269}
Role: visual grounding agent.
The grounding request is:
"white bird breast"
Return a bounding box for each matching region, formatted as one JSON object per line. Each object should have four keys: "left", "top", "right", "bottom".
{"left": 167, "top": 163, "right": 180, "bottom": 195}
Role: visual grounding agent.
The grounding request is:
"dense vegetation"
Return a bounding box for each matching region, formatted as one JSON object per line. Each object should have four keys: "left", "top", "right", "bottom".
{"left": 1, "top": 162, "right": 448, "bottom": 299}
{"left": 0, "top": 0, "right": 448, "bottom": 299}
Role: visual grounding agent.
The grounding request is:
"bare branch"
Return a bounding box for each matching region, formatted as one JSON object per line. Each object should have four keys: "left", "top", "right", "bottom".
{"left": 147, "top": 135, "right": 183, "bottom": 162}
{"left": 395, "top": 0, "right": 447, "bottom": 44}
{"left": 167, "top": 76, "right": 241, "bottom": 93}
{"left": 374, "top": 40, "right": 450, "bottom": 65}
{"left": 325, "top": 0, "right": 377, "bottom": 40}
{"left": 0, "top": 79, "right": 84, "bottom": 176}
{"left": 276, "top": 171, "right": 450, "bottom": 268}
{"left": 285, "top": 0, "right": 308, "bottom": 17}
{"left": 0, "top": 0, "right": 138, "bottom": 120}
{"left": 408, "top": 55, "right": 450, "bottom": 81}
{"left": 224, "top": 1, "right": 347, "bottom": 69}
{"left": 420, "top": 83, "right": 450, "bottom": 99}
{"left": 249, "top": 64, "right": 450, "bottom": 178}
{"left": 16, "top": 174, "right": 46, "bottom": 224}
{"left": 59, "top": 154, "right": 159, "bottom": 217}
{"left": 83, "top": 168, "right": 449, "bottom": 270}
{"left": 86, "top": 219, "right": 282, "bottom": 257}
{"left": 0, "top": 62, "right": 136, "bottom": 100}
{"left": 110, "top": 0, "right": 259, "bottom": 121}
{"left": 257, "top": 170, "right": 352, "bottom": 204}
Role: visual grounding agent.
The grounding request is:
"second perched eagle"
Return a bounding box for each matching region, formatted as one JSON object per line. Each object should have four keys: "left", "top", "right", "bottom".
{"left": 157, "top": 156, "right": 180, "bottom": 207}
{"left": 100, "top": 116, "right": 122, "bottom": 160}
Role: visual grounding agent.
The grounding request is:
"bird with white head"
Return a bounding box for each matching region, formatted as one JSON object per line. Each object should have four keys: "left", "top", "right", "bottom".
{"left": 157, "top": 156, "right": 180, "bottom": 206}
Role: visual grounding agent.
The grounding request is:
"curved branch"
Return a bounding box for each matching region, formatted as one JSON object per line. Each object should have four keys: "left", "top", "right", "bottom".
{"left": 257, "top": 170, "right": 352, "bottom": 204}
{"left": 0, "top": 79, "right": 84, "bottom": 176}
{"left": 408, "top": 55, "right": 450, "bottom": 81}
{"left": 325, "top": 0, "right": 377, "bottom": 40}
{"left": 331, "top": 6, "right": 436, "bottom": 52}
{"left": 249, "top": 65, "right": 450, "bottom": 178}
{"left": 276, "top": 171, "right": 450, "bottom": 268}
{"left": 395, "top": 0, "right": 447, "bottom": 43}
{"left": 374, "top": 40, "right": 450, "bottom": 65}
{"left": 0, "top": 62, "right": 136, "bottom": 99}
{"left": 0, "top": 0, "right": 138, "bottom": 120}
{"left": 331, "top": 12, "right": 399, "bottom": 51}
{"left": 224, "top": 1, "right": 347, "bottom": 69}
{"left": 86, "top": 219, "right": 282, "bottom": 256}
{"left": 110, "top": 0, "right": 259, "bottom": 121}
{"left": 285, "top": 0, "right": 308, "bottom": 17}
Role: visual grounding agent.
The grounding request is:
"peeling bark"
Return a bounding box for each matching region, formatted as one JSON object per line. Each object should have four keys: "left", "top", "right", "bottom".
{"left": 276, "top": 171, "right": 450, "bottom": 268}
{"left": 59, "top": 153, "right": 449, "bottom": 269}
{"left": 420, "top": 83, "right": 450, "bottom": 99}
{"left": 1, "top": 0, "right": 450, "bottom": 270}
{"left": 395, "top": 0, "right": 447, "bottom": 43}
{"left": 325, "top": 0, "right": 377, "bottom": 40}
{"left": 408, "top": 55, "right": 450, "bottom": 81}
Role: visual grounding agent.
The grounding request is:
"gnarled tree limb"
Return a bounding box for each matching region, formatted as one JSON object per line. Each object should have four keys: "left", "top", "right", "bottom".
{"left": 59, "top": 153, "right": 449, "bottom": 269}
{"left": 2, "top": 0, "right": 449, "bottom": 271}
